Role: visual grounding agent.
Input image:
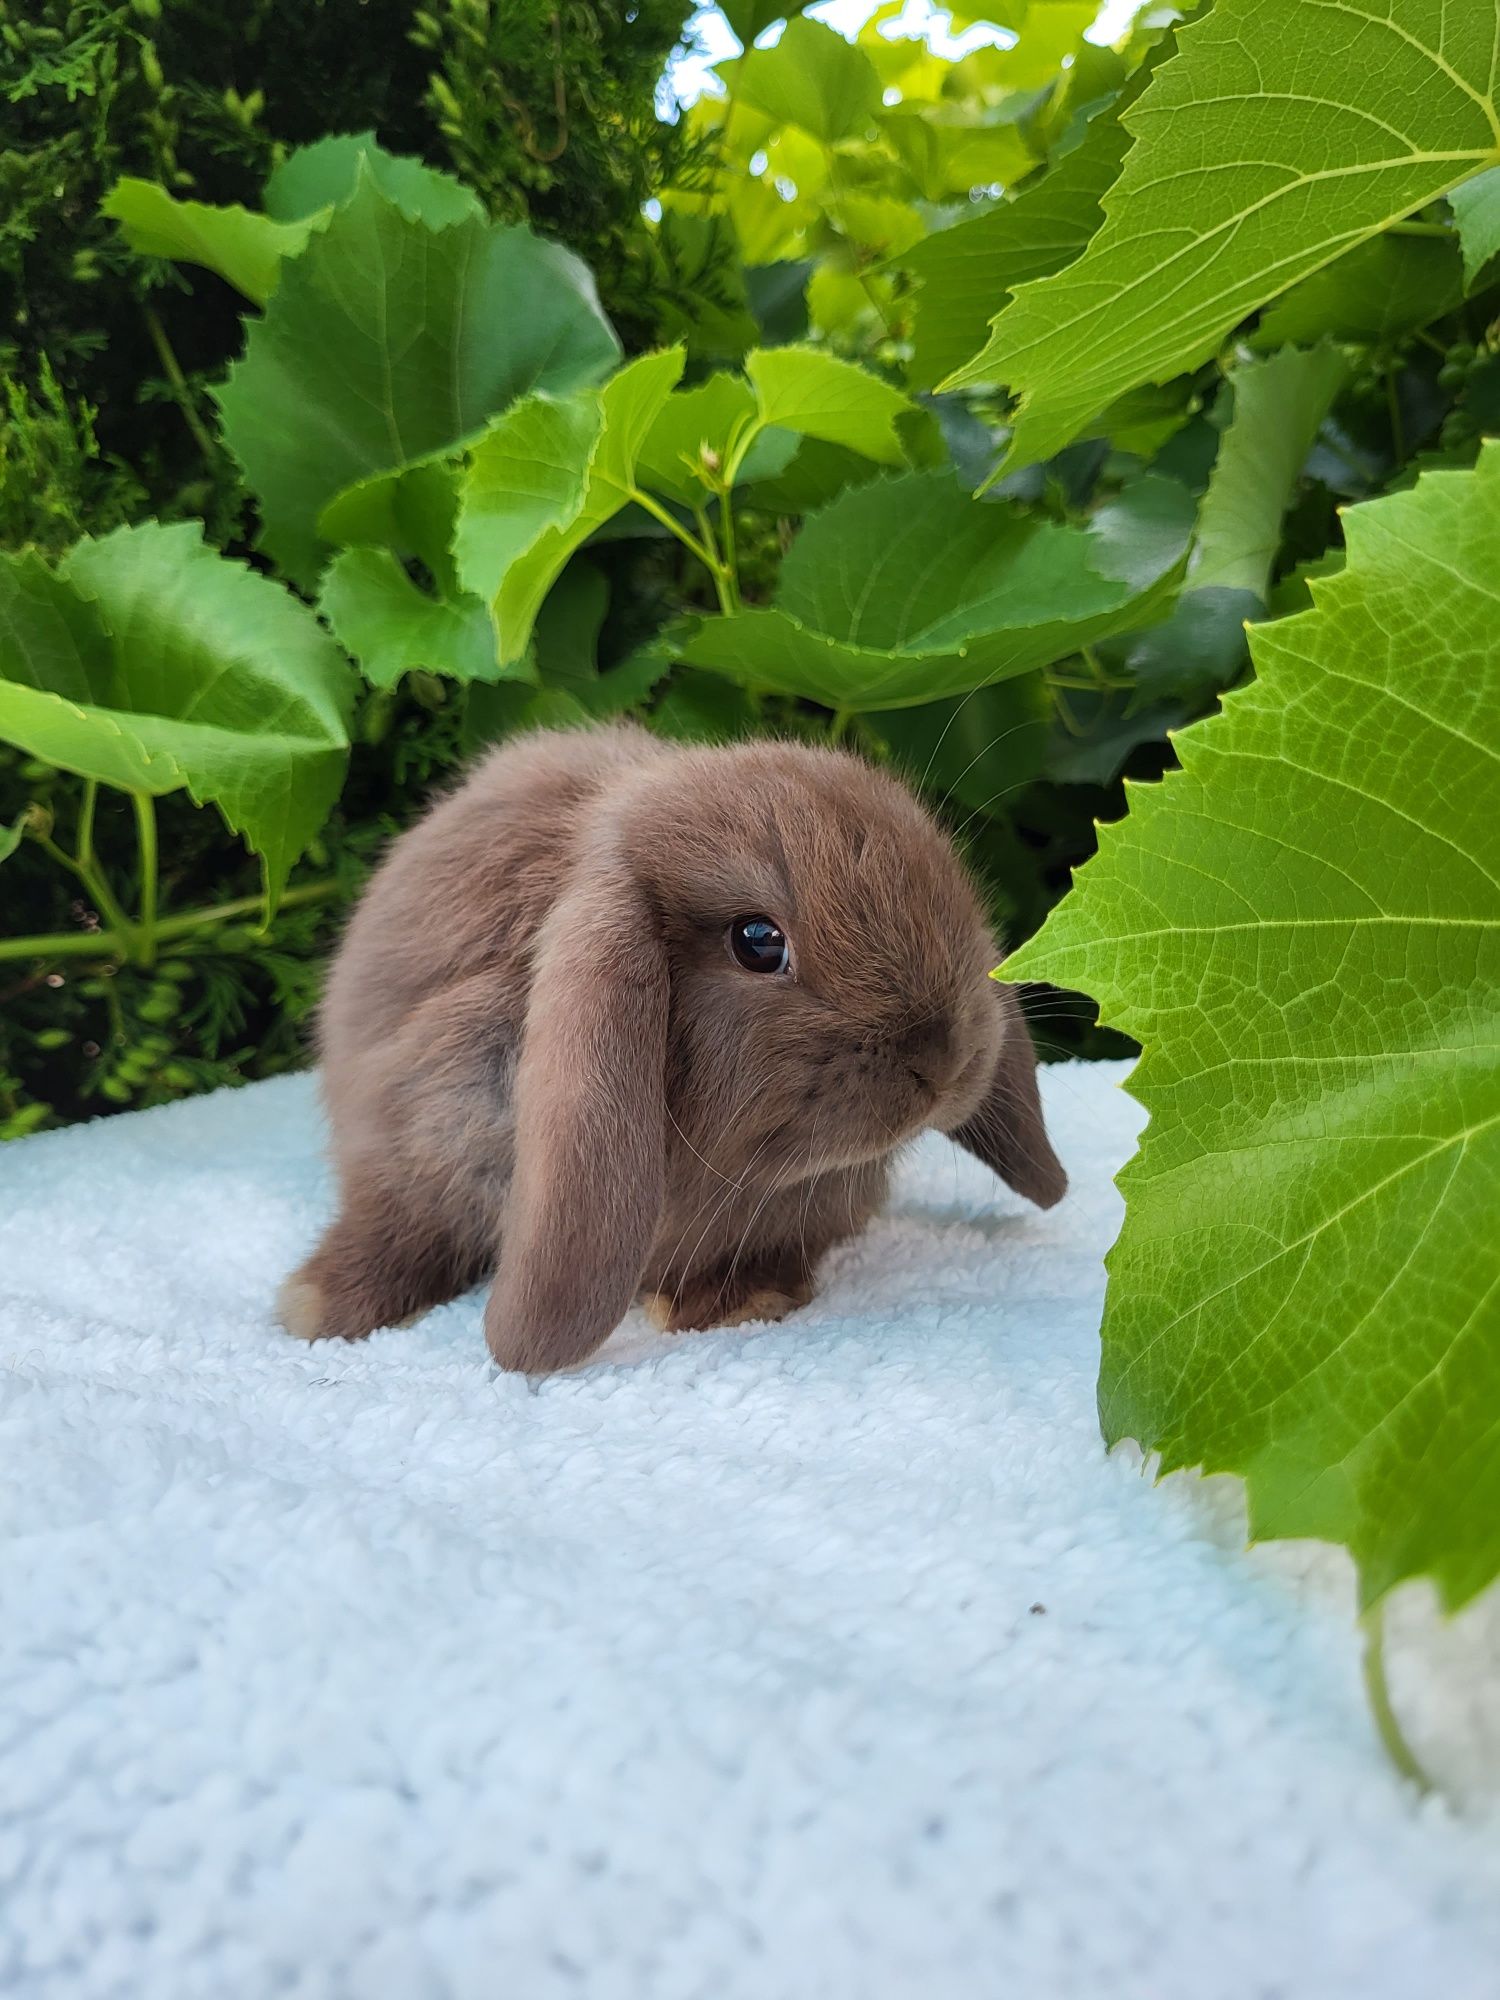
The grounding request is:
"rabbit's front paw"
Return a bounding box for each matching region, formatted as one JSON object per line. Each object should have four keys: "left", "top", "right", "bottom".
{"left": 644, "top": 1260, "right": 815, "bottom": 1334}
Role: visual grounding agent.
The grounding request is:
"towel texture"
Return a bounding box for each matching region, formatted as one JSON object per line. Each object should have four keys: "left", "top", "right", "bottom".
{"left": 1, "top": 1060, "right": 1497, "bottom": 2000}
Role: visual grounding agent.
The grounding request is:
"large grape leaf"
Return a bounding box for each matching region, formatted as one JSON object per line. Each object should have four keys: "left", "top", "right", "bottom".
{"left": 1002, "top": 447, "right": 1500, "bottom": 1614}
{"left": 217, "top": 175, "right": 620, "bottom": 588}
{"left": 675, "top": 471, "right": 1192, "bottom": 711}
{"left": 0, "top": 525, "right": 357, "bottom": 911}
{"left": 944, "top": 0, "right": 1500, "bottom": 472}
{"left": 901, "top": 111, "right": 1128, "bottom": 392}
{"left": 896, "top": 47, "right": 1171, "bottom": 393}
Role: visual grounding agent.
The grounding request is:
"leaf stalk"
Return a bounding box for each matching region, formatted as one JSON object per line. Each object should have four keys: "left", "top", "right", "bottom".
{"left": 1360, "top": 1602, "right": 1433, "bottom": 1792}
{"left": 131, "top": 791, "right": 159, "bottom": 968}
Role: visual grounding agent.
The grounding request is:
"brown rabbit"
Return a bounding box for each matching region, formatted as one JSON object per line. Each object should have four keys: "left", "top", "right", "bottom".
{"left": 278, "top": 722, "right": 1065, "bottom": 1373}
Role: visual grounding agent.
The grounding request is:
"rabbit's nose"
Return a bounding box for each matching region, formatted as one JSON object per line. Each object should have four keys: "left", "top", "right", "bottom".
{"left": 895, "top": 1014, "right": 952, "bottom": 1090}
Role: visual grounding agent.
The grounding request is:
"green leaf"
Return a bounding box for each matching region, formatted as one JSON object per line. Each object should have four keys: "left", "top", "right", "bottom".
{"left": 634, "top": 346, "right": 910, "bottom": 512}
{"left": 262, "top": 131, "right": 484, "bottom": 229}
{"left": 678, "top": 470, "right": 1191, "bottom": 710}
{"left": 462, "top": 682, "right": 592, "bottom": 752}
{"left": 0, "top": 809, "right": 28, "bottom": 867}
{"left": 1003, "top": 446, "right": 1500, "bottom": 1614}
{"left": 1112, "top": 588, "right": 1260, "bottom": 708}
{"left": 455, "top": 349, "right": 687, "bottom": 666}
{"left": 101, "top": 179, "right": 316, "bottom": 307}
{"left": 650, "top": 210, "right": 761, "bottom": 359}
{"left": 731, "top": 17, "right": 882, "bottom": 145}
{"left": 743, "top": 346, "right": 911, "bottom": 465}
{"left": 0, "top": 525, "right": 356, "bottom": 910}
{"left": 736, "top": 435, "right": 884, "bottom": 515}
{"left": 636, "top": 374, "right": 758, "bottom": 506}
{"left": 453, "top": 394, "right": 604, "bottom": 644}
{"left": 576, "top": 631, "right": 679, "bottom": 719}
{"left": 1045, "top": 687, "right": 1190, "bottom": 790}
{"left": 102, "top": 138, "right": 480, "bottom": 307}
{"left": 1267, "top": 548, "right": 1347, "bottom": 619}
{"left": 865, "top": 676, "right": 1051, "bottom": 817}
{"left": 721, "top": 0, "right": 811, "bottom": 42}
{"left": 530, "top": 564, "right": 609, "bottom": 695}
{"left": 1253, "top": 233, "right": 1465, "bottom": 347}
{"left": 1193, "top": 344, "right": 1349, "bottom": 598}
{"left": 1120, "top": 347, "right": 1347, "bottom": 713}
{"left": 462, "top": 611, "right": 672, "bottom": 749}
{"left": 317, "top": 457, "right": 466, "bottom": 598}
{"left": 745, "top": 259, "right": 813, "bottom": 345}
{"left": 318, "top": 548, "right": 512, "bottom": 689}
{"left": 1450, "top": 164, "right": 1500, "bottom": 286}
{"left": 648, "top": 665, "right": 761, "bottom": 744}
{"left": 901, "top": 95, "right": 1131, "bottom": 391}
{"left": 945, "top": 0, "right": 1500, "bottom": 470}
{"left": 217, "top": 175, "right": 620, "bottom": 588}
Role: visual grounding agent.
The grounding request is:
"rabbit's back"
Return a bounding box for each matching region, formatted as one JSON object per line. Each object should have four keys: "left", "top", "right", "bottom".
{"left": 320, "top": 722, "right": 666, "bottom": 1067}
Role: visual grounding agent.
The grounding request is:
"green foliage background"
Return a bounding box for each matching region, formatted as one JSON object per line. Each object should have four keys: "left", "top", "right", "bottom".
{"left": 3, "top": 0, "right": 1498, "bottom": 1649}
{"left": 0, "top": 0, "right": 697, "bottom": 1130}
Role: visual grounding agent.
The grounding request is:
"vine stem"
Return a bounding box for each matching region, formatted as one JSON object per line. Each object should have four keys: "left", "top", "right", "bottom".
{"left": 630, "top": 484, "right": 742, "bottom": 614}
{"left": 34, "top": 830, "right": 134, "bottom": 942}
{"left": 77, "top": 779, "right": 99, "bottom": 874}
{"left": 1385, "top": 368, "right": 1406, "bottom": 465}
{"left": 1361, "top": 1602, "right": 1433, "bottom": 1792}
{"left": 692, "top": 500, "right": 742, "bottom": 616}
{"left": 142, "top": 304, "right": 220, "bottom": 475}
{"left": 132, "top": 792, "right": 159, "bottom": 968}
{"left": 0, "top": 879, "right": 342, "bottom": 965}
{"left": 626, "top": 485, "right": 720, "bottom": 572}
{"left": 714, "top": 484, "right": 743, "bottom": 609}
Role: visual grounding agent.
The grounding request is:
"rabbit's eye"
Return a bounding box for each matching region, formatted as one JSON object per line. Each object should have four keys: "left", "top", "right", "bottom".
{"left": 729, "top": 915, "right": 790, "bottom": 975}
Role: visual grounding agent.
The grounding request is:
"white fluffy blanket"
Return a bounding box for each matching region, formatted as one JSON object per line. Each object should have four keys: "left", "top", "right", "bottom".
{"left": 2, "top": 1060, "right": 1497, "bottom": 2000}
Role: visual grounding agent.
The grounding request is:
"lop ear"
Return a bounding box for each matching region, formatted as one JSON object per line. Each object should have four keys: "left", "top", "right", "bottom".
{"left": 951, "top": 982, "right": 1067, "bottom": 1209}
{"left": 485, "top": 854, "right": 668, "bottom": 1373}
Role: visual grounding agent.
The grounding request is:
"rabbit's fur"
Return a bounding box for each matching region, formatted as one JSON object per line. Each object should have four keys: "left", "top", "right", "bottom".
{"left": 280, "top": 723, "right": 1065, "bottom": 1372}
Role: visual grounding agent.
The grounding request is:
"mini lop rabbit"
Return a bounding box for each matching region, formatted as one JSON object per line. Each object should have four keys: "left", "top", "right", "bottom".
{"left": 279, "top": 723, "right": 1065, "bottom": 1371}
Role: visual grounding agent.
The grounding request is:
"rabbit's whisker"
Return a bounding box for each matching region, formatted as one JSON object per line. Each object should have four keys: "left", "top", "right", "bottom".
{"left": 664, "top": 1100, "right": 736, "bottom": 1186}
{"left": 659, "top": 1094, "right": 780, "bottom": 1294}
{"left": 715, "top": 1152, "right": 804, "bottom": 1319}
{"left": 796, "top": 1115, "right": 821, "bottom": 1279}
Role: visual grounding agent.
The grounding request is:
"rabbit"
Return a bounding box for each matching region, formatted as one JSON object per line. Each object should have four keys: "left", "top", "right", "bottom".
{"left": 277, "top": 721, "right": 1066, "bottom": 1373}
